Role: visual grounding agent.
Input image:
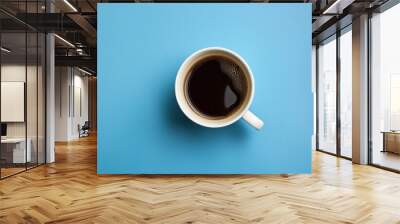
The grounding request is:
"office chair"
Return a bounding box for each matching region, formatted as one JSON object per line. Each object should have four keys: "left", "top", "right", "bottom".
{"left": 79, "top": 121, "right": 90, "bottom": 138}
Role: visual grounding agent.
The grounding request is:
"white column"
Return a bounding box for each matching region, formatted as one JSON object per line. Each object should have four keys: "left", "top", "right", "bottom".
{"left": 46, "top": 32, "right": 55, "bottom": 163}
{"left": 352, "top": 14, "right": 369, "bottom": 164}
{"left": 45, "top": 0, "right": 56, "bottom": 164}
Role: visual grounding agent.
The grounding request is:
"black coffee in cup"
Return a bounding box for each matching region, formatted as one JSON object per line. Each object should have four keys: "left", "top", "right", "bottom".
{"left": 186, "top": 56, "right": 248, "bottom": 118}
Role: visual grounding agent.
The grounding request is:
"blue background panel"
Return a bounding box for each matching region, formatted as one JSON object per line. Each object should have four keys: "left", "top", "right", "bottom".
{"left": 98, "top": 4, "right": 312, "bottom": 174}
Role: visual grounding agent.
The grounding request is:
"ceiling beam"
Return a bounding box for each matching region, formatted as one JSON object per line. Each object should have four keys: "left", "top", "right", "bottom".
{"left": 312, "top": 15, "right": 335, "bottom": 33}
{"left": 67, "top": 13, "right": 97, "bottom": 46}
{"left": 323, "top": 0, "right": 356, "bottom": 14}
{"left": 55, "top": 55, "right": 96, "bottom": 69}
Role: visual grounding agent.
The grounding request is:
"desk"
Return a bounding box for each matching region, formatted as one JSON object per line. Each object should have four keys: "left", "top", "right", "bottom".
{"left": 382, "top": 131, "right": 400, "bottom": 154}
{"left": 1, "top": 138, "right": 31, "bottom": 163}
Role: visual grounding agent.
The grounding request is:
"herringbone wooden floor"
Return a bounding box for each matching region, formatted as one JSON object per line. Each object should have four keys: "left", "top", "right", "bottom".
{"left": 1, "top": 134, "right": 400, "bottom": 224}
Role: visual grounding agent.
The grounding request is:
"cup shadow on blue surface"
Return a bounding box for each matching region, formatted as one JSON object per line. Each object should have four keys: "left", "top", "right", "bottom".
{"left": 163, "top": 80, "right": 251, "bottom": 142}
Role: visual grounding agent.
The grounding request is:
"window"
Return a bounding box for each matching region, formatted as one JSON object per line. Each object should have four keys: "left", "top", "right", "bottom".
{"left": 371, "top": 3, "right": 400, "bottom": 171}
{"left": 317, "top": 36, "right": 337, "bottom": 154}
{"left": 339, "top": 28, "right": 352, "bottom": 158}
{"left": 316, "top": 26, "right": 353, "bottom": 159}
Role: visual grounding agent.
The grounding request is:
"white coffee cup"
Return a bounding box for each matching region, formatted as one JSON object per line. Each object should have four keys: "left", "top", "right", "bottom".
{"left": 175, "top": 47, "right": 264, "bottom": 130}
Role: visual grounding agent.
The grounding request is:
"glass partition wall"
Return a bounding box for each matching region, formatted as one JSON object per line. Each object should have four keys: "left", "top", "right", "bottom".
{"left": 0, "top": 31, "right": 27, "bottom": 177}
{"left": 0, "top": 3, "right": 46, "bottom": 179}
{"left": 316, "top": 27, "right": 352, "bottom": 159}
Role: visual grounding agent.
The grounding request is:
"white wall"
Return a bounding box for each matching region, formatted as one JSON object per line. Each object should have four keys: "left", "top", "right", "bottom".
{"left": 1, "top": 65, "right": 26, "bottom": 138}
{"left": 55, "top": 67, "right": 89, "bottom": 141}
{"left": 1, "top": 65, "right": 40, "bottom": 137}
{"left": 71, "top": 73, "right": 89, "bottom": 138}
{"left": 1, "top": 64, "right": 46, "bottom": 164}
{"left": 55, "top": 67, "right": 70, "bottom": 141}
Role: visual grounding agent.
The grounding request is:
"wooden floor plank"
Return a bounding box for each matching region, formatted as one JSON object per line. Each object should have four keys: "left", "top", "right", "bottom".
{"left": 1, "top": 134, "right": 400, "bottom": 223}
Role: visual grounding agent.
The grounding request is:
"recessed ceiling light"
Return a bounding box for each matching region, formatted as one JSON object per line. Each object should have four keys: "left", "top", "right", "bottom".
{"left": 1, "top": 47, "right": 11, "bottom": 53}
{"left": 54, "top": 34, "right": 75, "bottom": 48}
{"left": 63, "top": 0, "right": 78, "bottom": 12}
{"left": 78, "top": 67, "right": 93, "bottom": 76}
{"left": 323, "top": 0, "right": 354, "bottom": 15}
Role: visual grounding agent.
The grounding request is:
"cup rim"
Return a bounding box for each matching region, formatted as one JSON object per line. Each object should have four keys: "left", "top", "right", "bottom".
{"left": 175, "top": 47, "right": 255, "bottom": 128}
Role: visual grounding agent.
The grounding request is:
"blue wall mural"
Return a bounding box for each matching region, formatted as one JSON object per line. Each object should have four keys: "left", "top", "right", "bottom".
{"left": 98, "top": 3, "right": 312, "bottom": 174}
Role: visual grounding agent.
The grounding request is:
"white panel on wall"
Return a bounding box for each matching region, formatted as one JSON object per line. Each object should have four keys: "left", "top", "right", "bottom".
{"left": 1, "top": 82, "right": 25, "bottom": 122}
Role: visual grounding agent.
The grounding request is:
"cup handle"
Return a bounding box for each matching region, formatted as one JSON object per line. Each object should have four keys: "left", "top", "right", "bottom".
{"left": 243, "top": 111, "right": 264, "bottom": 130}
